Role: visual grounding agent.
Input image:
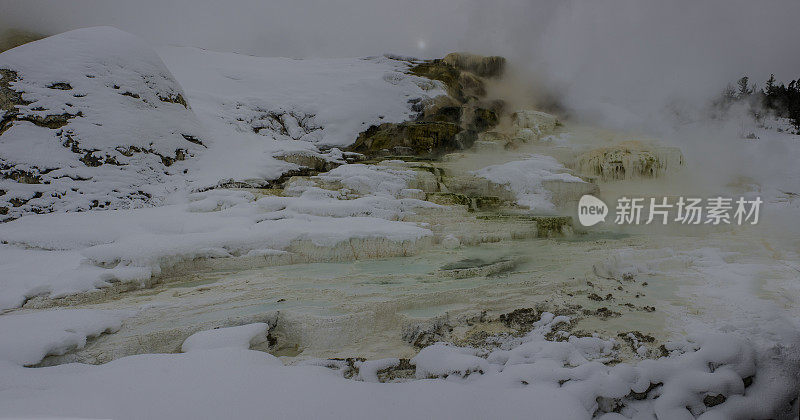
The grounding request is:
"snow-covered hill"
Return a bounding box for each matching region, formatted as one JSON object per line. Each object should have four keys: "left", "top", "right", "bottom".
{"left": 0, "top": 27, "right": 445, "bottom": 220}
{"left": 0, "top": 27, "right": 206, "bottom": 220}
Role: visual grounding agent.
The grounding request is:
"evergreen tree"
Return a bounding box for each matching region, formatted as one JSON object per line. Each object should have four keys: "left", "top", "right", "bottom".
{"left": 737, "top": 76, "right": 752, "bottom": 98}
{"left": 765, "top": 74, "right": 776, "bottom": 95}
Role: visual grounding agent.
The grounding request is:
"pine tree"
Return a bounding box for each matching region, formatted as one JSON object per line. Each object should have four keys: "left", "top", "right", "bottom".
{"left": 765, "top": 74, "right": 776, "bottom": 95}
{"left": 737, "top": 76, "right": 752, "bottom": 98}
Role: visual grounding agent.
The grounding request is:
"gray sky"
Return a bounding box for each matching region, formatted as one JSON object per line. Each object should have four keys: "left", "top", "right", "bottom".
{"left": 2, "top": 0, "right": 799, "bottom": 128}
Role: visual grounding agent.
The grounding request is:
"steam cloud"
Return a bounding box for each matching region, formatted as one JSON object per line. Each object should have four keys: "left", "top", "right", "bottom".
{"left": 3, "top": 0, "right": 799, "bottom": 128}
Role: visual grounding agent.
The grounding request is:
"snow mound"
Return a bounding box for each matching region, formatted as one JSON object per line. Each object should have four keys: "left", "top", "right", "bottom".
{"left": 0, "top": 27, "right": 206, "bottom": 219}
{"left": 473, "top": 154, "right": 585, "bottom": 212}
{"left": 0, "top": 309, "right": 132, "bottom": 366}
{"left": 181, "top": 323, "right": 271, "bottom": 353}
{"left": 412, "top": 343, "right": 489, "bottom": 379}
{"left": 0, "top": 347, "right": 585, "bottom": 420}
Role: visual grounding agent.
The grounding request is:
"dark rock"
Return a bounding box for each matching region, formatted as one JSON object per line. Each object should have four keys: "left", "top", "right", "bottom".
{"left": 470, "top": 107, "right": 499, "bottom": 132}
{"left": 158, "top": 93, "right": 188, "bottom": 108}
{"left": 79, "top": 152, "right": 103, "bottom": 167}
{"left": 349, "top": 121, "right": 462, "bottom": 158}
{"left": 703, "top": 394, "right": 727, "bottom": 407}
{"left": 499, "top": 308, "right": 540, "bottom": 331}
{"left": 47, "top": 82, "right": 72, "bottom": 90}
{"left": 181, "top": 134, "right": 206, "bottom": 147}
{"left": 376, "top": 358, "right": 416, "bottom": 382}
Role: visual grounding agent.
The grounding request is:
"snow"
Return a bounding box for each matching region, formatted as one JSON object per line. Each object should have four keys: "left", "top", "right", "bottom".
{"left": 412, "top": 343, "right": 489, "bottom": 379}
{"left": 1, "top": 27, "right": 446, "bottom": 220}
{"left": 0, "top": 310, "right": 794, "bottom": 419}
{"left": 0, "top": 244, "right": 120, "bottom": 309}
{"left": 354, "top": 358, "right": 402, "bottom": 383}
{"left": 0, "top": 309, "right": 132, "bottom": 366}
{"left": 386, "top": 313, "right": 793, "bottom": 418}
{"left": 157, "top": 45, "right": 444, "bottom": 190}
{"left": 0, "top": 27, "right": 205, "bottom": 218}
{"left": 0, "top": 27, "right": 446, "bottom": 308}
{"left": 1, "top": 26, "right": 799, "bottom": 420}
{"left": 0, "top": 189, "right": 433, "bottom": 310}
{"left": 0, "top": 347, "right": 586, "bottom": 420}
{"left": 472, "top": 154, "right": 586, "bottom": 212}
{"left": 181, "top": 323, "right": 271, "bottom": 353}
{"left": 315, "top": 163, "right": 419, "bottom": 198}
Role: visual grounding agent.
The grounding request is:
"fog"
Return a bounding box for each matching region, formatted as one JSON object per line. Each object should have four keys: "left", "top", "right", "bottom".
{"left": 3, "top": 0, "right": 800, "bottom": 128}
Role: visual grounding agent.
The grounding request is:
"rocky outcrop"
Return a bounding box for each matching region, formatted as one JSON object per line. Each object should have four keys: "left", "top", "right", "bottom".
{"left": 573, "top": 142, "right": 684, "bottom": 181}
{"left": 350, "top": 53, "right": 507, "bottom": 158}
{"left": 349, "top": 121, "right": 463, "bottom": 157}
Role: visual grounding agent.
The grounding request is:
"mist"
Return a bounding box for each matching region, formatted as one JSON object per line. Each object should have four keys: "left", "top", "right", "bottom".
{"left": 3, "top": 0, "right": 800, "bottom": 133}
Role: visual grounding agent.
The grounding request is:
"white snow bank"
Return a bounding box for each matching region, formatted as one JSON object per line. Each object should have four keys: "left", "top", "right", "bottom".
{"left": 0, "top": 245, "right": 116, "bottom": 309}
{"left": 181, "top": 323, "right": 271, "bottom": 353}
{"left": 473, "top": 154, "right": 585, "bottom": 212}
{"left": 0, "top": 348, "right": 586, "bottom": 420}
{"left": 315, "top": 163, "right": 418, "bottom": 198}
{"left": 0, "top": 27, "right": 206, "bottom": 218}
{"left": 0, "top": 188, "right": 432, "bottom": 310}
{"left": 0, "top": 309, "right": 131, "bottom": 366}
{"left": 2, "top": 309, "right": 793, "bottom": 419}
